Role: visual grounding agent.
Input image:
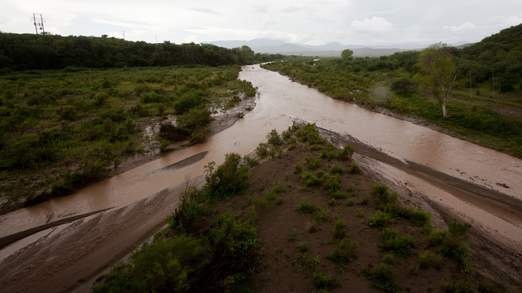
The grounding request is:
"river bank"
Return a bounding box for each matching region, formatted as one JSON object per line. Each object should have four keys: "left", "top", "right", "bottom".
{"left": 0, "top": 65, "right": 521, "bottom": 292}
{"left": 262, "top": 61, "right": 522, "bottom": 159}
{"left": 92, "top": 124, "right": 521, "bottom": 292}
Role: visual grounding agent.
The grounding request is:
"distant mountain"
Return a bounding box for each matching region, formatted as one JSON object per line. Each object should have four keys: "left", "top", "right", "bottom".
{"left": 211, "top": 39, "right": 405, "bottom": 57}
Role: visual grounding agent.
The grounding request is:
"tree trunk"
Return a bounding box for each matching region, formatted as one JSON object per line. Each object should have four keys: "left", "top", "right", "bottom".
{"left": 441, "top": 100, "right": 447, "bottom": 118}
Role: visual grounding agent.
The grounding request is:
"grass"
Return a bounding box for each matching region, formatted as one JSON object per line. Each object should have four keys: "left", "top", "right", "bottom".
{"left": 0, "top": 65, "right": 256, "bottom": 210}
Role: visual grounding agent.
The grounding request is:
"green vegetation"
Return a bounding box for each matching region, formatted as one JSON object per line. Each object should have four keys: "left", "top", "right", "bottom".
{"left": 0, "top": 32, "right": 283, "bottom": 70}
{"left": 94, "top": 154, "right": 259, "bottom": 292}
{"left": 0, "top": 65, "right": 256, "bottom": 212}
{"left": 93, "top": 123, "right": 512, "bottom": 292}
{"left": 363, "top": 262, "right": 399, "bottom": 292}
{"left": 264, "top": 25, "right": 522, "bottom": 157}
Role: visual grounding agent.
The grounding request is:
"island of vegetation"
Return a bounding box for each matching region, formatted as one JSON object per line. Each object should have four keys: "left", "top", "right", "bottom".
{"left": 94, "top": 124, "right": 520, "bottom": 292}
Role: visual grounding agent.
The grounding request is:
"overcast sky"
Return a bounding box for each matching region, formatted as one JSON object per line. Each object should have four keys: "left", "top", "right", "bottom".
{"left": 1, "top": 0, "right": 521, "bottom": 48}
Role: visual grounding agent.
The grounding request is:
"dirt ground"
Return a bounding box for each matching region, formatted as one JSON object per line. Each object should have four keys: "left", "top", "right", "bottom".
{"left": 219, "top": 140, "right": 520, "bottom": 292}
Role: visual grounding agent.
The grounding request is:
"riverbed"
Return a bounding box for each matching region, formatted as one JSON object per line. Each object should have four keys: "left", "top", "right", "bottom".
{"left": 0, "top": 64, "right": 521, "bottom": 292}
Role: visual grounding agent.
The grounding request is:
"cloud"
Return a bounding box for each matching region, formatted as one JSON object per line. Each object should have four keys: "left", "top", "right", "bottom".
{"left": 190, "top": 8, "right": 221, "bottom": 15}
{"left": 443, "top": 22, "right": 476, "bottom": 32}
{"left": 351, "top": 16, "right": 393, "bottom": 34}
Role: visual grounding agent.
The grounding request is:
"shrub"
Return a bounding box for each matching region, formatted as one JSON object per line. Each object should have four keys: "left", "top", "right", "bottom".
{"left": 174, "top": 90, "right": 206, "bottom": 114}
{"left": 349, "top": 161, "right": 362, "bottom": 174}
{"left": 380, "top": 229, "right": 415, "bottom": 256}
{"left": 340, "top": 145, "right": 354, "bottom": 160}
{"left": 333, "top": 219, "right": 347, "bottom": 240}
{"left": 394, "top": 206, "right": 431, "bottom": 227}
{"left": 170, "top": 188, "right": 208, "bottom": 233}
{"left": 256, "top": 143, "right": 270, "bottom": 159}
{"left": 328, "top": 238, "right": 357, "bottom": 265}
{"left": 368, "top": 211, "right": 394, "bottom": 228}
{"left": 297, "top": 201, "right": 319, "bottom": 214}
{"left": 208, "top": 214, "right": 259, "bottom": 275}
{"left": 363, "top": 262, "right": 399, "bottom": 292}
{"left": 93, "top": 235, "right": 209, "bottom": 292}
{"left": 372, "top": 184, "right": 398, "bottom": 210}
{"left": 312, "top": 272, "right": 339, "bottom": 290}
{"left": 300, "top": 171, "right": 321, "bottom": 187}
{"left": 305, "top": 156, "right": 322, "bottom": 170}
{"left": 294, "top": 123, "right": 325, "bottom": 145}
{"left": 205, "top": 153, "right": 249, "bottom": 197}
{"left": 391, "top": 77, "right": 417, "bottom": 96}
{"left": 418, "top": 250, "right": 442, "bottom": 270}
{"left": 141, "top": 91, "right": 167, "bottom": 104}
{"left": 321, "top": 173, "right": 342, "bottom": 193}
{"left": 296, "top": 242, "right": 310, "bottom": 253}
{"left": 177, "top": 106, "right": 211, "bottom": 133}
{"left": 429, "top": 221, "right": 470, "bottom": 266}
{"left": 267, "top": 129, "right": 283, "bottom": 146}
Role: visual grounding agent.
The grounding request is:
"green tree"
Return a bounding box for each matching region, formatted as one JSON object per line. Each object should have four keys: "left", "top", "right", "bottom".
{"left": 341, "top": 49, "right": 354, "bottom": 61}
{"left": 418, "top": 43, "right": 457, "bottom": 118}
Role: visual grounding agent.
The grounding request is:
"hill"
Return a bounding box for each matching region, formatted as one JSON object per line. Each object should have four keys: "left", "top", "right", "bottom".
{"left": 459, "top": 24, "right": 522, "bottom": 92}
{"left": 212, "top": 38, "right": 405, "bottom": 57}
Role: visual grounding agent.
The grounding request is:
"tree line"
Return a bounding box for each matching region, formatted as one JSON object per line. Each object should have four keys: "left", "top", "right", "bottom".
{"left": 0, "top": 33, "right": 282, "bottom": 70}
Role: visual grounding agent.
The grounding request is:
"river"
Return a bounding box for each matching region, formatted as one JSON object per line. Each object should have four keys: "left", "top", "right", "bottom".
{"left": 0, "top": 64, "right": 521, "bottom": 292}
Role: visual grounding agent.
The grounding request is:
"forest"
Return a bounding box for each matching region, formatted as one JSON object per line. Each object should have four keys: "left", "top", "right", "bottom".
{"left": 0, "top": 33, "right": 282, "bottom": 70}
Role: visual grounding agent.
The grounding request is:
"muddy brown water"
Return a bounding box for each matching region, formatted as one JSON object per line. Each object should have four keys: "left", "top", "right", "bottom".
{"left": 1, "top": 65, "right": 521, "bottom": 292}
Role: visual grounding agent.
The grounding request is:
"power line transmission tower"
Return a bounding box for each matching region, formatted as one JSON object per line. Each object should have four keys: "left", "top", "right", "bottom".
{"left": 32, "top": 13, "right": 46, "bottom": 35}
{"left": 32, "top": 13, "right": 38, "bottom": 34}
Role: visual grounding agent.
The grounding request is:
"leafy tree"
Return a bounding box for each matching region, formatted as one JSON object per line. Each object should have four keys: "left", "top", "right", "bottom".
{"left": 418, "top": 43, "right": 457, "bottom": 118}
{"left": 341, "top": 49, "right": 354, "bottom": 61}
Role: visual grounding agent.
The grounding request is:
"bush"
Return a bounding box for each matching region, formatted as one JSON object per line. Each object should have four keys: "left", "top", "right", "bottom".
{"left": 429, "top": 221, "right": 470, "bottom": 266}
{"left": 296, "top": 201, "right": 319, "bottom": 214}
{"left": 391, "top": 77, "right": 417, "bottom": 96}
{"left": 372, "top": 184, "right": 398, "bottom": 210}
{"left": 312, "top": 272, "right": 339, "bottom": 290}
{"left": 300, "top": 171, "right": 321, "bottom": 187}
{"left": 174, "top": 90, "right": 206, "bottom": 114}
{"left": 418, "top": 250, "right": 442, "bottom": 270}
{"left": 170, "top": 188, "right": 208, "bottom": 233}
{"left": 93, "top": 235, "right": 209, "bottom": 292}
{"left": 177, "top": 106, "right": 211, "bottom": 133}
{"left": 205, "top": 153, "right": 249, "bottom": 197}
{"left": 363, "top": 262, "right": 399, "bottom": 292}
{"left": 394, "top": 206, "right": 431, "bottom": 227}
{"left": 380, "top": 229, "right": 415, "bottom": 256}
{"left": 328, "top": 238, "right": 357, "bottom": 265}
{"left": 267, "top": 129, "right": 283, "bottom": 146}
{"left": 368, "top": 211, "right": 394, "bottom": 228}
{"left": 333, "top": 219, "right": 347, "bottom": 240}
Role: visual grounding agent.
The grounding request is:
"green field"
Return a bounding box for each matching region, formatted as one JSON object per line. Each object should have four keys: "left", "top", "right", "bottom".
{"left": 0, "top": 66, "right": 255, "bottom": 211}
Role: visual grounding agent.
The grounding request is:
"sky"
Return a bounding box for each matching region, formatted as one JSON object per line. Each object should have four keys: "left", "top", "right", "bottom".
{"left": 1, "top": 0, "right": 522, "bottom": 48}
